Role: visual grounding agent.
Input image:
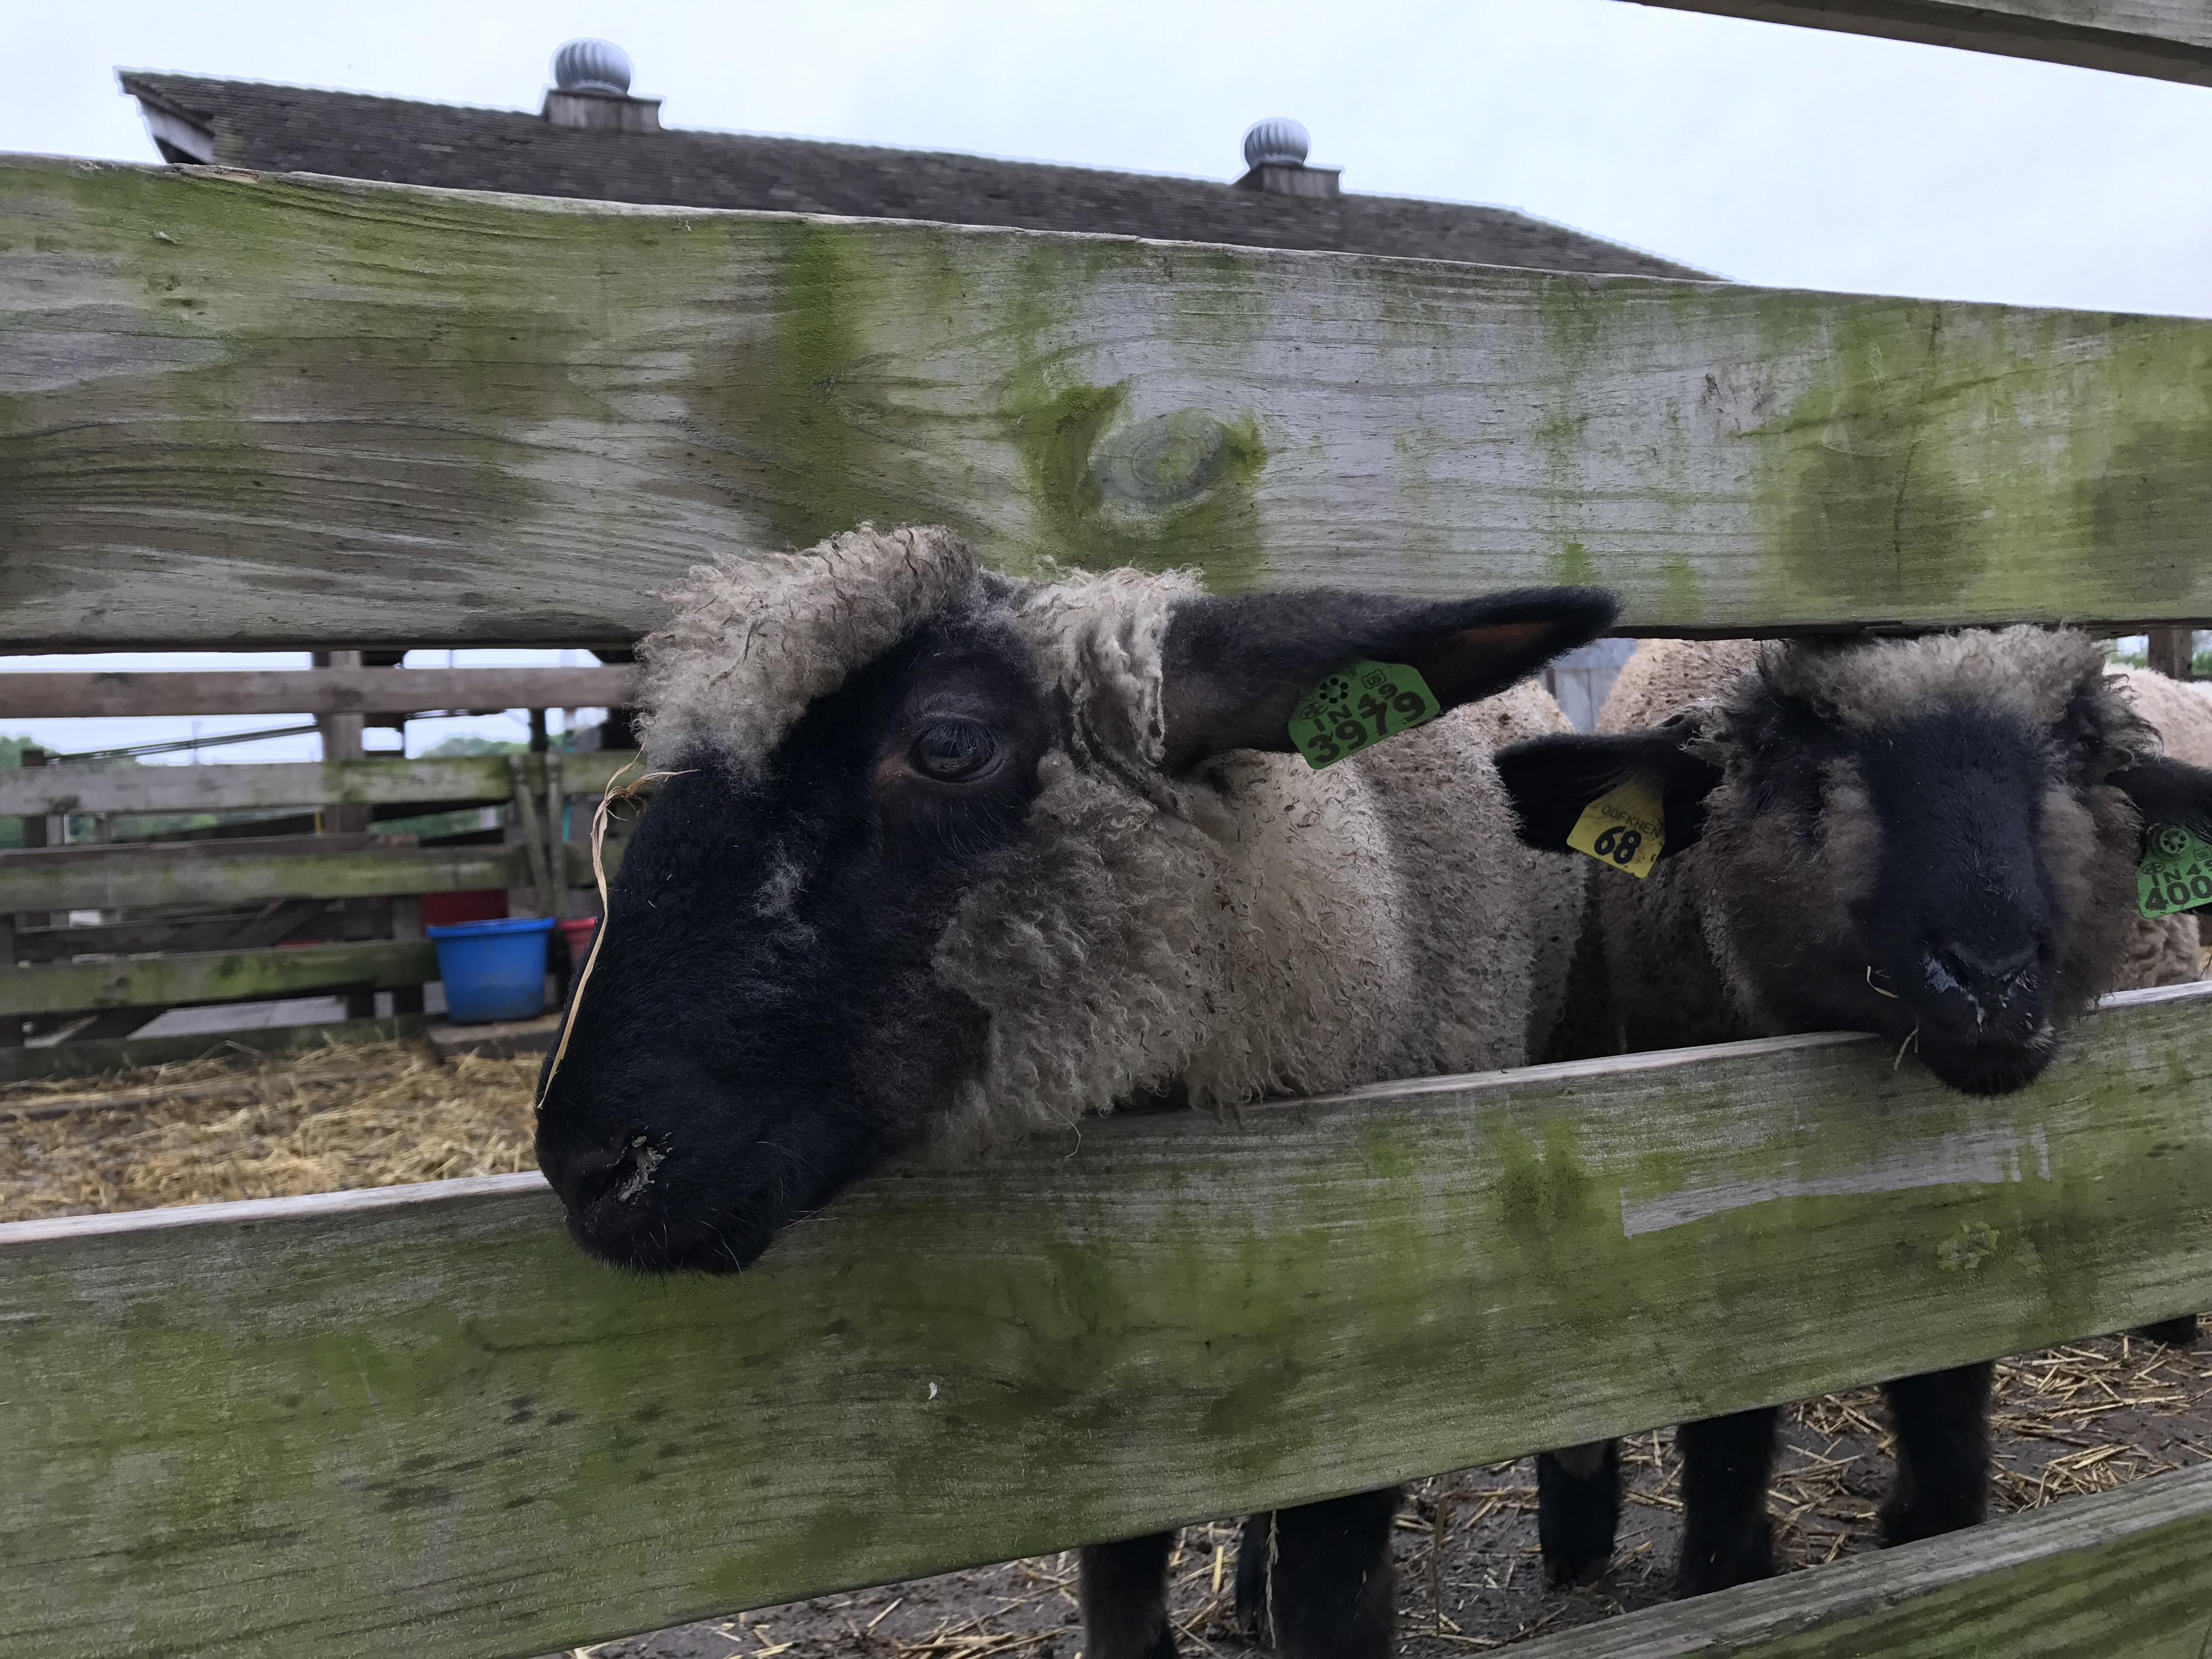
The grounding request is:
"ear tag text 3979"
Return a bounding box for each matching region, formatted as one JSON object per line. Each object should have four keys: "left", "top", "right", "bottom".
{"left": 1288, "top": 661, "right": 1442, "bottom": 770}
{"left": 2138, "top": 823, "right": 2212, "bottom": 918}
{"left": 1568, "top": 779, "right": 1664, "bottom": 879}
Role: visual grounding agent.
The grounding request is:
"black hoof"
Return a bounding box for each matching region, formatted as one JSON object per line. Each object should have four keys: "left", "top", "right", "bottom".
{"left": 2135, "top": 1314, "right": 2200, "bottom": 1348}
{"left": 1675, "top": 1519, "right": 1774, "bottom": 1597}
{"left": 1537, "top": 1445, "right": 1621, "bottom": 1587}
{"left": 1879, "top": 1491, "right": 1983, "bottom": 1548}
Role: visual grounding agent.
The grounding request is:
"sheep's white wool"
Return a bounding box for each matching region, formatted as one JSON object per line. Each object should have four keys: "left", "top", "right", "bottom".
{"left": 636, "top": 524, "right": 979, "bottom": 771}
{"left": 1008, "top": 568, "right": 1202, "bottom": 768}
{"left": 1762, "top": 627, "right": 2108, "bottom": 732}
{"left": 637, "top": 524, "right": 1583, "bottom": 1153}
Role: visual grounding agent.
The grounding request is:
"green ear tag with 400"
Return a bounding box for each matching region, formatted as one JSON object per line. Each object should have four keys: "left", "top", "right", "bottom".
{"left": 2138, "top": 823, "right": 2212, "bottom": 918}
{"left": 1288, "top": 661, "right": 1443, "bottom": 770}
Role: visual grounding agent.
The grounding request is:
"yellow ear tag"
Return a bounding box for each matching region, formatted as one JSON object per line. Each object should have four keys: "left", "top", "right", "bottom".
{"left": 1568, "top": 778, "right": 1664, "bottom": 878}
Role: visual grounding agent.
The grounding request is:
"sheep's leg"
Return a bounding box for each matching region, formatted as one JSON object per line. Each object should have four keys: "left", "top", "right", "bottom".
{"left": 1233, "top": 1488, "right": 1400, "bottom": 1659}
{"left": 2135, "top": 1314, "right": 2200, "bottom": 1347}
{"left": 1232, "top": 1512, "right": 1270, "bottom": 1634}
{"left": 1077, "top": 1531, "right": 1180, "bottom": 1659}
{"left": 1537, "top": 1440, "right": 1622, "bottom": 1585}
{"left": 1880, "top": 1362, "right": 1994, "bottom": 1545}
{"left": 1675, "top": 1408, "right": 1778, "bottom": 1596}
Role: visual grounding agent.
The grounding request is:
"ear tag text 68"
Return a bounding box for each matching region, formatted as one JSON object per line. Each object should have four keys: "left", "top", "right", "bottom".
{"left": 1568, "top": 778, "right": 1664, "bottom": 879}
{"left": 1288, "top": 660, "right": 1442, "bottom": 770}
{"left": 2137, "top": 823, "right": 2212, "bottom": 918}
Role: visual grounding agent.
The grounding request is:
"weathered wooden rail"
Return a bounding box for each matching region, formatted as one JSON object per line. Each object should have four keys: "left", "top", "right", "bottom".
{"left": 6, "top": 158, "right": 2212, "bottom": 645}
{"left": 4, "top": 983, "right": 2208, "bottom": 1659}
{"left": 1635, "top": 0, "right": 2212, "bottom": 87}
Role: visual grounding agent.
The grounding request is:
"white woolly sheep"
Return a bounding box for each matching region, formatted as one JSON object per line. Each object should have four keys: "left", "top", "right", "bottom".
{"left": 534, "top": 524, "right": 1618, "bottom": 1659}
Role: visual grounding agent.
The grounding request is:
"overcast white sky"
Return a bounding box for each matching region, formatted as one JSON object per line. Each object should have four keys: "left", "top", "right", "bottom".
{"left": 5, "top": 0, "right": 2209, "bottom": 758}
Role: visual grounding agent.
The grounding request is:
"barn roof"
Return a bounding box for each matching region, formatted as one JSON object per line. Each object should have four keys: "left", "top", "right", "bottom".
{"left": 117, "top": 71, "right": 1709, "bottom": 281}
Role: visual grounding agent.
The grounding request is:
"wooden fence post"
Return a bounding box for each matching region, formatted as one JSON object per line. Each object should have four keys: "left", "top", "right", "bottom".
{"left": 2148, "top": 627, "right": 2197, "bottom": 680}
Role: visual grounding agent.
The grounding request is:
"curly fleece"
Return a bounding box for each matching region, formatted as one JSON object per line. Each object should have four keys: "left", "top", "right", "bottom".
{"left": 639, "top": 526, "right": 1583, "bottom": 1150}
{"left": 1592, "top": 631, "right": 2183, "bottom": 1053}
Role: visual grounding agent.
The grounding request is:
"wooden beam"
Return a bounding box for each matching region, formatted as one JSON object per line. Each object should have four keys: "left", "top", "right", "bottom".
{"left": 4, "top": 983, "right": 2207, "bottom": 1659}
{"left": 0, "top": 753, "right": 640, "bottom": 820}
{"left": 6, "top": 158, "right": 2212, "bottom": 645}
{"left": 1627, "top": 1, "right": 2212, "bottom": 88}
{"left": 0, "top": 836, "right": 507, "bottom": 911}
{"left": 0, "top": 940, "right": 438, "bottom": 1016}
{"left": 0, "top": 836, "right": 614, "bottom": 912}
{"left": 1515, "top": 1460, "right": 2212, "bottom": 1657}
{"left": 0, "top": 667, "right": 637, "bottom": 720}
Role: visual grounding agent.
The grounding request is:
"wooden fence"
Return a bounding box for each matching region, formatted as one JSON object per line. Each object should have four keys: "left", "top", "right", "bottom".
{"left": 4, "top": 1, "right": 2212, "bottom": 1654}
{"left": 0, "top": 707, "right": 639, "bottom": 1076}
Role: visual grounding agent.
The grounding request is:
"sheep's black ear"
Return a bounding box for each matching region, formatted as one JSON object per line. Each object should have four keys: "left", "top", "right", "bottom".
{"left": 1160, "top": 586, "right": 1618, "bottom": 769}
{"left": 2111, "top": 756, "right": 2212, "bottom": 845}
{"left": 1494, "top": 718, "right": 1724, "bottom": 861}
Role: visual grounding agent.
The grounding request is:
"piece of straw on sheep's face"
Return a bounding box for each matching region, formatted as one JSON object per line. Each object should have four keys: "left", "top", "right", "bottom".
{"left": 533, "top": 526, "right": 1618, "bottom": 1274}
{"left": 1499, "top": 627, "right": 2212, "bottom": 1098}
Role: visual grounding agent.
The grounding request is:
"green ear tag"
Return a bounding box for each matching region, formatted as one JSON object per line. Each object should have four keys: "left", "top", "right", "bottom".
{"left": 2138, "top": 823, "right": 2212, "bottom": 918}
{"left": 1287, "top": 661, "right": 1443, "bottom": 770}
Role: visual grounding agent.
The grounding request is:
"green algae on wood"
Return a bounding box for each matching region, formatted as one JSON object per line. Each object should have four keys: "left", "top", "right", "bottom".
{"left": 1629, "top": 0, "right": 2212, "bottom": 89}
{"left": 0, "top": 939, "right": 439, "bottom": 1015}
{"left": 1515, "top": 1460, "right": 2212, "bottom": 1658}
{"left": 3, "top": 982, "right": 2209, "bottom": 1659}
{"left": 9, "top": 159, "right": 2212, "bottom": 645}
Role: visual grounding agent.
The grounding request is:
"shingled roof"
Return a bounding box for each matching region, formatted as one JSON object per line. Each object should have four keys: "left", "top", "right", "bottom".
{"left": 118, "top": 71, "right": 1708, "bottom": 280}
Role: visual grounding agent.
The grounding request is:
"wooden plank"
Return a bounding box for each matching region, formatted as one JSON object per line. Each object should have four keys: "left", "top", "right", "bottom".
{"left": 0, "top": 667, "right": 636, "bottom": 719}
{"left": 0, "top": 840, "right": 608, "bottom": 910}
{"left": 0, "top": 1012, "right": 427, "bottom": 1084}
{"left": 0, "top": 753, "right": 640, "bottom": 820}
{"left": 0, "top": 837, "right": 513, "bottom": 911}
{"left": 0, "top": 940, "right": 439, "bottom": 1016}
{"left": 1630, "top": 1, "right": 2212, "bottom": 88}
{"left": 4, "top": 983, "right": 2208, "bottom": 1659}
{"left": 5, "top": 159, "right": 2212, "bottom": 645}
{"left": 1515, "top": 1460, "right": 2212, "bottom": 1657}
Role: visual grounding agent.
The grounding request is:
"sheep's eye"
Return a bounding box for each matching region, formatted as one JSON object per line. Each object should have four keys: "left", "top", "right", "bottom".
{"left": 912, "top": 721, "right": 997, "bottom": 781}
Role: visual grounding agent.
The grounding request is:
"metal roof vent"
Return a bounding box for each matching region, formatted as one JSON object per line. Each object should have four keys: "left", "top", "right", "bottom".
{"left": 1242, "top": 119, "right": 1310, "bottom": 170}
{"left": 554, "top": 39, "right": 634, "bottom": 95}
{"left": 1237, "top": 118, "right": 1338, "bottom": 199}
{"left": 544, "top": 40, "right": 661, "bottom": 132}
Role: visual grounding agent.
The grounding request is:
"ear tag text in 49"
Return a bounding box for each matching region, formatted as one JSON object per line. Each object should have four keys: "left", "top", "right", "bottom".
{"left": 1288, "top": 661, "right": 1442, "bottom": 770}
{"left": 1569, "top": 778, "right": 1665, "bottom": 879}
{"left": 2138, "top": 823, "right": 2212, "bottom": 918}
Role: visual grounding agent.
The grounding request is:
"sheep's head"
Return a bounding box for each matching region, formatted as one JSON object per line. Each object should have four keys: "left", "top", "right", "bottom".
{"left": 1500, "top": 628, "right": 2212, "bottom": 1096}
{"left": 534, "top": 526, "right": 1616, "bottom": 1272}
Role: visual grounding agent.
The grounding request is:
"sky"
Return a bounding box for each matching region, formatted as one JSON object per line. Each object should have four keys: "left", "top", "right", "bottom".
{"left": 7, "top": 0, "right": 2211, "bottom": 757}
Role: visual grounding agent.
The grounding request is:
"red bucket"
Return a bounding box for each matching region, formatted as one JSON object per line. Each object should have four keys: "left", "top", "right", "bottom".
{"left": 557, "top": 916, "right": 599, "bottom": 964}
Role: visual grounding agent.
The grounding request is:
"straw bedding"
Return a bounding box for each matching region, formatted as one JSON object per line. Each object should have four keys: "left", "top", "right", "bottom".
{"left": 0, "top": 1041, "right": 538, "bottom": 1221}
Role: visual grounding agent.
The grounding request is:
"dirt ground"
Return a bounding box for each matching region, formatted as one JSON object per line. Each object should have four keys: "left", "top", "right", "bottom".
{"left": 6, "top": 1045, "right": 2207, "bottom": 1657}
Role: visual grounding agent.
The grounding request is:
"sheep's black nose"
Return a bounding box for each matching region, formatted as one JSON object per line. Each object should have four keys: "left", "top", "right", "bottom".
{"left": 1922, "top": 941, "right": 2040, "bottom": 1029}
{"left": 540, "top": 1136, "right": 636, "bottom": 1212}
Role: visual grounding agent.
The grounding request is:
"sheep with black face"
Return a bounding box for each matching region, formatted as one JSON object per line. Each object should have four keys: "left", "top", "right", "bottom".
{"left": 534, "top": 524, "right": 1617, "bottom": 1659}
{"left": 1496, "top": 628, "right": 2212, "bottom": 1598}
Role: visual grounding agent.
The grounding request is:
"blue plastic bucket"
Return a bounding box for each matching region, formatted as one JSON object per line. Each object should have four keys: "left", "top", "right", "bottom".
{"left": 426, "top": 916, "right": 557, "bottom": 1024}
